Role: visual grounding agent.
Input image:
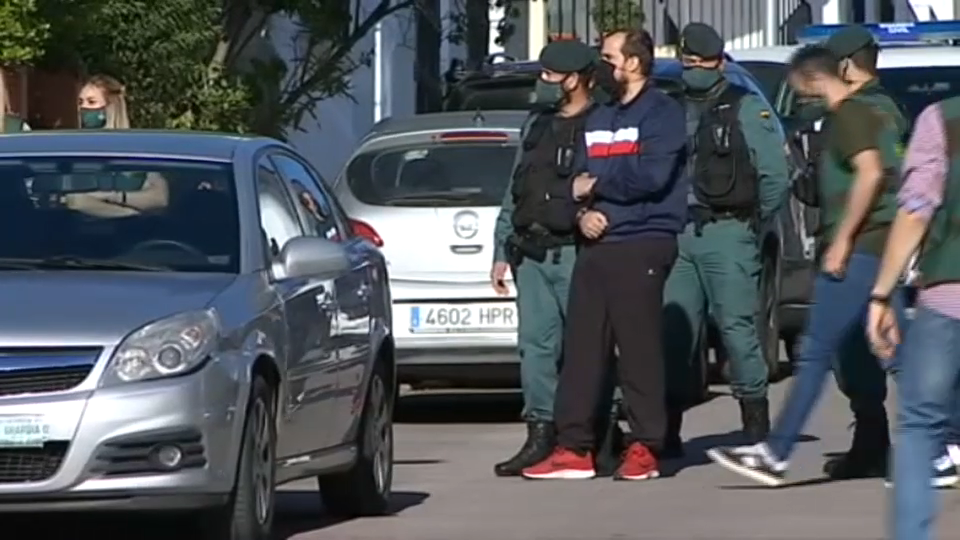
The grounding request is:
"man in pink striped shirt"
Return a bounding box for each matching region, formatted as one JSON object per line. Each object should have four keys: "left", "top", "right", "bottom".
{"left": 868, "top": 98, "right": 960, "bottom": 540}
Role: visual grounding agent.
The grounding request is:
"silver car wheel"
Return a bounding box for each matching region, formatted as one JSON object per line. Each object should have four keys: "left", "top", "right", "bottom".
{"left": 250, "top": 398, "right": 274, "bottom": 525}
{"left": 366, "top": 375, "right": 392, "bottom": 495}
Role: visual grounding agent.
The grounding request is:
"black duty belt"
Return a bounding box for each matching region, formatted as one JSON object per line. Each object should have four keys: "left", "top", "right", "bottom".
{"left": 690, "top": 206, "right": 755, "bottom": 236}
{"left": 505, "top": 230, "right": 574, "bottom": 265}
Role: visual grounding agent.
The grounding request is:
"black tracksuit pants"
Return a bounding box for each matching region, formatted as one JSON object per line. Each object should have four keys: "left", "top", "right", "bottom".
{"left": 554, "top": 236, "right": 677, "bottom": 452}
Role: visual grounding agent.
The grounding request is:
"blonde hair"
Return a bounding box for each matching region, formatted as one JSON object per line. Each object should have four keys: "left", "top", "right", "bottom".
{"left": 81, "top": 75, "right": 130, "bottom": 129}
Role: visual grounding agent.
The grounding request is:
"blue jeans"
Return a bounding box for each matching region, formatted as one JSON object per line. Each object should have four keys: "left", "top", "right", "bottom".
{"left": 892, "top": 306, "right": 960, "bottom": 540}
{"left": 766, "top": 253, "right": 906, "bottom": 461}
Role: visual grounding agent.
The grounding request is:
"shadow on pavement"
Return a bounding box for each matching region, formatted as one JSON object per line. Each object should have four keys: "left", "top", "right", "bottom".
{"left": 660, "top": 431, "right": 820, "bottom": 477}
{"left": 396, "top": 391, "right": 523, "bottom": 424}
{"left": 394, "top": 389, "right": 730, "bottom": 425}
{"left": 396, "top": 458, "right": 446, "bottom": 465}
{"left": 273, "top": 490, "right": 430, "bottom": 539}
{"left": 718, "top": 476, "right": 836, "bottom": 489}
{"left": 4, "top": 491, "right": 429, "bottom": 539}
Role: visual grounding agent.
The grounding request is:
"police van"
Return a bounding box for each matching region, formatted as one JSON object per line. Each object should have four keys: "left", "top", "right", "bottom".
{"left": 734, "top": 21, "right": 960, "bottom": 325}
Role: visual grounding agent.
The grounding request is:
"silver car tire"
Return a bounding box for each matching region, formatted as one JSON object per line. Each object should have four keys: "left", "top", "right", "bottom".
{"left": 318, "top": 358, "right": 394, "bottom": 517}
{"left": 201, "top": 375, "right": 277, "bottom": 540}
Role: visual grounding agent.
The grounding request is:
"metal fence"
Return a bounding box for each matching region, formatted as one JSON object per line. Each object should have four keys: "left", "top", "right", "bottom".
{"left": 543, "top": 0, "right": 808, "bottom": 49}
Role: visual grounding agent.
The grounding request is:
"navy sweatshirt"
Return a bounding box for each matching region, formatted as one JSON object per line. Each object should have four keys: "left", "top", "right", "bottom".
{"left": 582, "top": 84, "right": 688, "bottom": 242}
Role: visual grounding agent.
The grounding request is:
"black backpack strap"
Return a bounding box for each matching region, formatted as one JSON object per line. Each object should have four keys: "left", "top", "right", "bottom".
{"left": 522, "top": 111, "right": 553, "bottom": 150}
{"left": 710, "top": 84, "right": 750, "bottom": 123}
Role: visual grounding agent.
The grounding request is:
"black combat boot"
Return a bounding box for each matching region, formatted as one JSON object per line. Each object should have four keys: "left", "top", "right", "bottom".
{"left": 740, "top": 397, "right": 771, "bottom": 443}
{"left": 595, "top": 403, "right": 626, "bottom": 477}
{"left": 494, "top": 421, "right": 556, "bottom": 477}
{"left": 822, "top": 410, "right": 890, "bottom": 480}
{"left": 660, "top": 406, "right": 685, "bottom": 459}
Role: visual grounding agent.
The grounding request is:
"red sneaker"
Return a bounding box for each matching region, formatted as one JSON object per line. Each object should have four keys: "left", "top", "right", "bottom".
{"left": 521, "top": 447, "right": 596, "bottom": 480}
{"left": 615, "top": 442, "right": 660, "bottom": 481}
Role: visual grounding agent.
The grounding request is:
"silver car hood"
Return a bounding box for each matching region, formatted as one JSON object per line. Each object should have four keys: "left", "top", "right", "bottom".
{"left": 0, "top": 272, "right": 236, "bottom": 345}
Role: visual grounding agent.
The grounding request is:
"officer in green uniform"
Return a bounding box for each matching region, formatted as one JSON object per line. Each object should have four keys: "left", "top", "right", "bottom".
{"left": 662, "top": 23, "right": 791, "bottom": 454}
{"left": 819, "top": 25, "right": 909, "bottom": 480}
{"left": 490, "top": 40, "right": 599, "bottom": 476}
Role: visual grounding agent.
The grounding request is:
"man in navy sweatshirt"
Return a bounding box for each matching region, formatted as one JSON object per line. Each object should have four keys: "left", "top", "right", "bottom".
{"left": 522, "top": 28, "right": 688, "bottom": 481}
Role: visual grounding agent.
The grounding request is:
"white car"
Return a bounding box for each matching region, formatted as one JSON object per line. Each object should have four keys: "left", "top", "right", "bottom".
{"left": 332, "top": 111, "right": 526, "bottom": 387}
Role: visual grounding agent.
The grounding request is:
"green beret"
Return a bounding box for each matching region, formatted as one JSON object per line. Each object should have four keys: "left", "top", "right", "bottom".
{"left": 680, "top": 23, "right": 724, "bottom": 59}
{"left": 538, "top": 40, "right": 597, "bottom": 74}
{"left": 825, "top": 25, "right": 876, "bottom": 58}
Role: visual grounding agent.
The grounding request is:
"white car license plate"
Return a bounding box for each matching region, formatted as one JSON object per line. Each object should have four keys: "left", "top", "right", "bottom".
{"left": 410, "top": 304, "right": 516, "bottom": 333}
{"left": 0, "top": 415, "right": 50, "bottom": 448}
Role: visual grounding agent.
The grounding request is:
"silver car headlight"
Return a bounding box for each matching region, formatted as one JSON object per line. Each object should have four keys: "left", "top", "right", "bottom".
{"left": 101, "top": 309, "right": 220, "bottom": 386}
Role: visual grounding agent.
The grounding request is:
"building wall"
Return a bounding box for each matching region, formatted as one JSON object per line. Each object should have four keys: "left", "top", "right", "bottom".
{"left": 272, "top": 7, "right": 422, "bottom": 183}
{"left": 905, "top": 0, "right": 953, "bottom": 18}
{"left": 3, "top": 68, "right": 79, "bottom": 129}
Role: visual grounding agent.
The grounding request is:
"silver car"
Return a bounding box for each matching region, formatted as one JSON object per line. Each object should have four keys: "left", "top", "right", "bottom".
{"left": 333, "top": 112, "right": 525, "bottom": 387}
{"left": 0, "top": 131, "right": 394, "bottom": 539}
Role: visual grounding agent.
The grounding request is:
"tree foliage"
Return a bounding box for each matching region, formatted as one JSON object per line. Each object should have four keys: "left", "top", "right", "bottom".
{"left": 13, "top": 0, "right": 477, "bottom": 137}
{"left": 238, "top": 0, "right": 425, "bottom": 137}
{"left": 37, "top": 0, "right": 254, "bottom": 133}
{"left": 0, "top": 0, "right": 50, "bottom": 65}
{"left": 591, "top": 0, "right": 644, "bottom": 37}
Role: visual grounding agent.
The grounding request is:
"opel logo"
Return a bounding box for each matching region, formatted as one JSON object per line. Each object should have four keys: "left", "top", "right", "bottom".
{"left": 453, "top": 210, "right": 479, "bottom": 240}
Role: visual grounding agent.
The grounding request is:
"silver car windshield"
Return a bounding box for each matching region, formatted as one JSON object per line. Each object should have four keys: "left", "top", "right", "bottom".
{"left": 0, "top": 156, "right": 240, "bottom": 273}
{"left": 346, "top": 142, "right": 517, "bottom": 207}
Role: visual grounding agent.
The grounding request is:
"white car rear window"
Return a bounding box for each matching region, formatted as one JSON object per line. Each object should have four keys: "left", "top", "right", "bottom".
{"left": 346, "top": 143, "right": 517, "bottom": 207}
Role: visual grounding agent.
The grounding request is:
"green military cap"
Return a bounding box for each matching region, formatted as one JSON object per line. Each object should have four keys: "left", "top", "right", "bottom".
{"left": 680, "top": 22, "right": 725, "bottom": 59}
{"left": 538, "top": 39, "right": 597, "bottom": 74}
{"left": 825, "top": 25, "right": 877, "bottom": 58}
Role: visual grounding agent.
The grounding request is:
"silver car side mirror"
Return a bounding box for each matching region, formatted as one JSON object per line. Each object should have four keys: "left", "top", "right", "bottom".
{"left": 272, "top": 236, "right": 350, "bottom": 281}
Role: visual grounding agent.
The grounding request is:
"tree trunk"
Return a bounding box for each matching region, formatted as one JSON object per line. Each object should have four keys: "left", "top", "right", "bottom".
{"left": 465, "top": 0, "right": 490, "bottom": 65}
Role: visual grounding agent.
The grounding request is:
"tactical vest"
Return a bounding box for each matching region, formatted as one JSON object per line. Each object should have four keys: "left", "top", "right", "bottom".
{"left": 817, "top": 95, "right": 902, "bottom": 254}
{"left": 793, "top": 82, "right": 907, "bottom": 209}
{"left": 691, "top": 85, "right": 758, "bottom": 211}
{"left": 917, "top": 96, "right": 960, "bottom": 287}
{"left": 510, "top": 110, "right": 587, "bottom": 234}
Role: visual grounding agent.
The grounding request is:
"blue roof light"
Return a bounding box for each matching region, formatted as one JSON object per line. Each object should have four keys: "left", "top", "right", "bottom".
{"left": 798, "top": 21, "right": 960, "bottom": 44}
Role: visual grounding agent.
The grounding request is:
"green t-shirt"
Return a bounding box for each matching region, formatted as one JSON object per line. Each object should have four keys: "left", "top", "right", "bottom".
{"left": 818, "top": 98, "right": 900, "bottom": 254}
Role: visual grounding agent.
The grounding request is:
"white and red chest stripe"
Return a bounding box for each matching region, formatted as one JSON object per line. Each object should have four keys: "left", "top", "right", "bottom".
{"left": 585, "top": 127, "right": 641, "bottom": 158}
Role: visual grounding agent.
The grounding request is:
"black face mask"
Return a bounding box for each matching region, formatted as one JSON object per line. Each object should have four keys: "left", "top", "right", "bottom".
{"left": 593, "top": 61, "right": 621, "bottom": 102}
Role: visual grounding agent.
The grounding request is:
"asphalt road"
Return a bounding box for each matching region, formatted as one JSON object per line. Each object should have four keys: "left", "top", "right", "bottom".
{"left": 13, "top": 366, "right": 960, "bottom": 539}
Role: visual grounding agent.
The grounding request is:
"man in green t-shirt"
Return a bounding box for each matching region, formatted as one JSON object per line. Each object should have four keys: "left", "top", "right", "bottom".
{"left": 816, "top": 25, "right": 908, "bottom": 480}
{"left": 706, "top": 44, "right": 907, "bottom": 487}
